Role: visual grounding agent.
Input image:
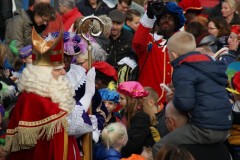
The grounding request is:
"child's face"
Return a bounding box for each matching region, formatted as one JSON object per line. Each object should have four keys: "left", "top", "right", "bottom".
{"left": 23, "top": 55, "right": 32, "bottom": 64}
{"left": 119, "top": 93, "right": 127, "bottom": 108}
{"left": 103, "top": 100, "right": 117, "bottom": 114}
{"left": 167, "top": 49, "right": 179, "bottom": 62}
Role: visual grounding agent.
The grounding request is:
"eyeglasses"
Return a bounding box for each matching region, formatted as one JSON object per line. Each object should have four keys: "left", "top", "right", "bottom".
{"left": 40, "top": 16, "right": 50, "bottom": 23}
{"left": 119, "top": 2, "right": 130, "bottom": 10}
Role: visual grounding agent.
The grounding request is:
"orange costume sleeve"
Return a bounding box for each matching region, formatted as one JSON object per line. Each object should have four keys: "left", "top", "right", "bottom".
{"left": 121, "top": 154, "right": 145, "bottom": 160}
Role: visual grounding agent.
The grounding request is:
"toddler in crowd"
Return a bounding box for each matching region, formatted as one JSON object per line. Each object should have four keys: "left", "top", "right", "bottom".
{"left": 93, "top": 122, "right": 128, "bottom": 160}
{"left": 99, "top": 88, "right": 121, "bottom": 126}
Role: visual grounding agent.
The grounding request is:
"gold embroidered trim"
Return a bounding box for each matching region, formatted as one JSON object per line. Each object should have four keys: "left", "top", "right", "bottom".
{"left": 158, "top": 48, "right": 167, "bottom": 102}
{"left": 4, "top": 112, "right": 68, "bottom": 152}
{"left": 19, "top": 111, "right": 66, "bottom": 127}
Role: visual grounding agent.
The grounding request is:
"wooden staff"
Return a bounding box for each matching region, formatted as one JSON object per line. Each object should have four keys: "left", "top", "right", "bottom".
{"left": 77, "top": 15, "right": 104, "bottom": 160}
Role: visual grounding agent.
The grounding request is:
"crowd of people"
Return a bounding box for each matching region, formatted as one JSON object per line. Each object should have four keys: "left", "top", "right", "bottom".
{"left": 0, "top": 0, "right": 239, "bottom": 160}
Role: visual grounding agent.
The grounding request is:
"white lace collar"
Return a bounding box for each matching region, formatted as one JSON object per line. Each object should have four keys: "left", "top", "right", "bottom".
{"left": 66, "top": 64, "right": 86, "bottom": 90}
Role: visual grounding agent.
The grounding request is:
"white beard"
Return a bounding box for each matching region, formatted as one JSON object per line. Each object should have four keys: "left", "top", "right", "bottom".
{"left": 18, "top": 65, "right": 76, "bottom": 113}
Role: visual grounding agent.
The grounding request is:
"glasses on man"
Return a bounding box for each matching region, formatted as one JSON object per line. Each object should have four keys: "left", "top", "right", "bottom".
{"left": 119, "top": 2, "right": 130, "bottom": 10}
{"left": 40, "top": 16, "right": 50, "bottom": 24}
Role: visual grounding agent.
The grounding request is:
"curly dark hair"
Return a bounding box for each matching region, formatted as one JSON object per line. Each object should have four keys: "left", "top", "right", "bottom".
{"left": 209, "top": 17, "right": 230, "bottom": 37}
{"left": 33, "top": 2, "right": 56, "bottom": 21}
{"left": 186, "top": 22, "right": 207, "bottom": 39}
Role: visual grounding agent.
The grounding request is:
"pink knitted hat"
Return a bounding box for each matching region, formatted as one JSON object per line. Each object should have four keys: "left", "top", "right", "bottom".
{"left": 117, "top": 81, "right": 149, "bottom": 98}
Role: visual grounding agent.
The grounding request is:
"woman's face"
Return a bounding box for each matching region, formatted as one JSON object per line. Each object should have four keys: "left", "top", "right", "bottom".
{"left": 221, "top": 2, "right": 235, "bottom": 18}
{"left": 119, "top": 93, "right": 127, "bottom": 109}
{"left": 208, "top": 21, "right": 219, "bottom": 37}
{"left": 76, "top": 56, "right": 88, "bottom": 70}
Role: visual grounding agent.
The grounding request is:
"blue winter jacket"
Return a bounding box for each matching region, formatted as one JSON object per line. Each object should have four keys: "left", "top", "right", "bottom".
{"left": 93, "top": 143, "right": 121, "bottom": 160}
{"left": 171, "top": 52, "right": 232, "bottom": 130}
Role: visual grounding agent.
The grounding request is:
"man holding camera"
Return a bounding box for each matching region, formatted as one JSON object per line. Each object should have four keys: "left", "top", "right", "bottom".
{"left": 132, "top": 0, "right": 185, "bottom": 105}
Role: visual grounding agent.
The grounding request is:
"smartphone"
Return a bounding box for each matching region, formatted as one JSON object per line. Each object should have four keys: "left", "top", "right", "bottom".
{"left": 160, "top": 83, "right": 173, "bottom": 93}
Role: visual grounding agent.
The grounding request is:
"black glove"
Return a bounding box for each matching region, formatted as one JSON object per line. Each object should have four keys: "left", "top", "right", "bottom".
{"left": 147, "top": 1, "right": 154, "bottom": 19}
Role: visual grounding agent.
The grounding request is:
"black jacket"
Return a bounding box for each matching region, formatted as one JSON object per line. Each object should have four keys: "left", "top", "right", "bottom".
{"left": 107, "top": 29, "right": 135, "bottom": 69}
{"left": 121, "top": 111, "right": 155, "bottom": 158}
{"left": 0, "top": 0, "right": 13, "bottom": 41}
{"left": 76, "top": 0, "right": 111, "bottom": 16}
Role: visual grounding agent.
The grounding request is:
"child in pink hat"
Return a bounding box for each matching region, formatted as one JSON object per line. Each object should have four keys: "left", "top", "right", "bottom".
{"left": 117, "top": 81, "right": 157, "bottom": 158}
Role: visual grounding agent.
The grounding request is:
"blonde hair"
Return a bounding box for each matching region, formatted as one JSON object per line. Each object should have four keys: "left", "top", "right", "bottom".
{"left": 125, "top": 95, "right": 157, "bottom": 129}
{"left": 101, "top": 122, "right": 128, "bottom": 149}
{"left": 167, "top": 31, "right": 196, "bottom": 56}
{"left": 144, "top": 87, "right": 159, "bottom": 106}
{"left": 223, "top": 0, "right": 236, "bottom": 11}
{"left": 0, "top": 44, "right": 13, "bottom": 67}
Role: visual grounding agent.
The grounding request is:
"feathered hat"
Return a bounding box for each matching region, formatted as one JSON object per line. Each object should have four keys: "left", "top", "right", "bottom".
{"left": 32, "top": 28, "right": 64, "bottom": 67}
{"left": 45, "top": 32, "right": 87, "bottom": 56}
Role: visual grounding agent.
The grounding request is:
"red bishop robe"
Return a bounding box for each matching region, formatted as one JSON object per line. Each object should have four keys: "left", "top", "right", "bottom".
{"left": 4, "top": 92, "right": 81, "bottom": 160}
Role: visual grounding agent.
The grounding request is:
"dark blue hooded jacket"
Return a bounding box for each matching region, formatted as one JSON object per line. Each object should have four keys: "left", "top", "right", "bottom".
{"left": 93, "top": 143, "right": 121, "bottom": 160}
{"left": 171, "top": 52, "right": 232, "bottom": 130}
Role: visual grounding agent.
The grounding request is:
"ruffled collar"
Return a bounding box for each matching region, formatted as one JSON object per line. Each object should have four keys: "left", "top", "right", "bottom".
{"left": 66, "top": 64, "right": 86, "bottom": 90}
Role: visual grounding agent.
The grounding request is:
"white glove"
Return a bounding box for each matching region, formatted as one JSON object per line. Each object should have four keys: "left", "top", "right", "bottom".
{"left": 80, "top": 67, "right": 96, "bottom": 112}
{"left": 89, "top": 115, "right": 101, "bottom": 143}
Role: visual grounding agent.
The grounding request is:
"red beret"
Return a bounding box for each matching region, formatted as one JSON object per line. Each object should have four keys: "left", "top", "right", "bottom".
{"left": 231, "top": 25, "right": 240, "bottom": 35}
{"left": 93, "top": 61, "right": 118, "bottom": 81}
{"left": 178, "top": 0, "right": 203, "bottom": 13}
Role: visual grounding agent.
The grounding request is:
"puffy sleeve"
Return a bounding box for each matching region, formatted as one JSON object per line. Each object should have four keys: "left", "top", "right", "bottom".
{"left": 132, "top": 13, "right": 156, "bottom": 57}
{"left": 172, "top": 66, "right": 196, "bottom": 112}
{"left": 67, "top": 102, "right": 93, "bottom": 138}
